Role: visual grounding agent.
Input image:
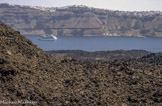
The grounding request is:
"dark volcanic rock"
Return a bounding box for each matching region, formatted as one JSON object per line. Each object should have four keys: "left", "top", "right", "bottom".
{"left": 48, "top": 50, "right": 151, "bottom": 62}
{"left": 0, "top": 21, "right": 162, "bottom": 105}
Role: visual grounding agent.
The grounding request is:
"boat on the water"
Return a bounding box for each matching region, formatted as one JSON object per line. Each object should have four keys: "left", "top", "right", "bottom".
{"left": 38, "top": 34, "right": 57, "bottom": 41}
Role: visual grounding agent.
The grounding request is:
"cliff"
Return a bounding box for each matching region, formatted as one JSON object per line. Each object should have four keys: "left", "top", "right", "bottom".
{"left": 0, "top": 21, "right": 161, "bottom": 105}
{"left": 0, "top": 3, "right": 162, "bottom": 37}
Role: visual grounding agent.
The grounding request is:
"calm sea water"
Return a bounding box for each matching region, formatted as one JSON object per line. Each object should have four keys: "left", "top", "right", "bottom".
{"left": 24, "top": 35, "right": 162, "bottom": 53}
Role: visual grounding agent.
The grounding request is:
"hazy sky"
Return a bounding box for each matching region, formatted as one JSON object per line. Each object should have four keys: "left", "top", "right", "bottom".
{"left": 0, "top": 0, "right": 162, "bottom": 11}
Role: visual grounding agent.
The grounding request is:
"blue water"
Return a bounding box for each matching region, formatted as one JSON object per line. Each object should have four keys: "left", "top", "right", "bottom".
{"left": 24, "top": 35, "right": 162, "bottom": 52}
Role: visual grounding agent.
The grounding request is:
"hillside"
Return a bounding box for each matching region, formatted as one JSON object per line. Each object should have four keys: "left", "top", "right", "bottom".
{"left": 0, "top": 21, "right": 161, "bottom": 105}
{"left": 48, "top": 50, "right": 151, "bottom": 62}
{"left": 0, "top": 3, "right": 162, "bottom": 37}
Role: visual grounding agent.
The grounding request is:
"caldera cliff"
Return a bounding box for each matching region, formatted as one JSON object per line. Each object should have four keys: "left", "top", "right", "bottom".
{"left": 0, "top": 3, "right": 162, "bottom": 37}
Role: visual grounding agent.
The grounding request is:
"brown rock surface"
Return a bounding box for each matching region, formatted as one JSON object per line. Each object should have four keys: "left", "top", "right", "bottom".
{"left": 0, "top": 21, "right": 161, "bottom": 105}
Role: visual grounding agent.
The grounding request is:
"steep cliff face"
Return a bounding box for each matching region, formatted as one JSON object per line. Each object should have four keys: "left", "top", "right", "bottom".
{"left": 0, "top": 3, "right": 162, "bottom": 37}
{"left": 0, "top": 21, "right": 162, "bottom": 105}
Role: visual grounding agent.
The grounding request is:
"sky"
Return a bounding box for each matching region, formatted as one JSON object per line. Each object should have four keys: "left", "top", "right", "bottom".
{"left": 0, "top": 0, "right": 162, "bottom": 11}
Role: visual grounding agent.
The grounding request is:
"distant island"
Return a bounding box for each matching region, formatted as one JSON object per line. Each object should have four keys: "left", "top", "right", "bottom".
{"left": 0, "top": 3, "right": 162, "bottom": 37}
{"left": 48, "top": 50, "right": 151, "bottom": 62}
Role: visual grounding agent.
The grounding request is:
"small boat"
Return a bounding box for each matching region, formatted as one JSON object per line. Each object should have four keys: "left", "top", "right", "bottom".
{"left": 38, "top": 34, "right": 57, "bottom": 41}
{"left": 52, "top": 35, "right": 57, "bottom": 40}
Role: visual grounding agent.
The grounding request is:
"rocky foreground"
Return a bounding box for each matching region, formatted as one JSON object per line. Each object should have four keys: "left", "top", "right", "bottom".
{"left": 0, "top": 21, "right": 162, "bottom": 105}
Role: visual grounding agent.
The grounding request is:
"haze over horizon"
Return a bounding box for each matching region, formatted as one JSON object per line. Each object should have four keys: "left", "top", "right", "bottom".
{"left": 0, "top": 0, "right": 162, "bottom": 11}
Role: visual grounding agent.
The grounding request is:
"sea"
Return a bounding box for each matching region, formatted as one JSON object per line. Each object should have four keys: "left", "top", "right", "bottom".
{"left": 24, "top": 35, "right": 162, "bottom": 53}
